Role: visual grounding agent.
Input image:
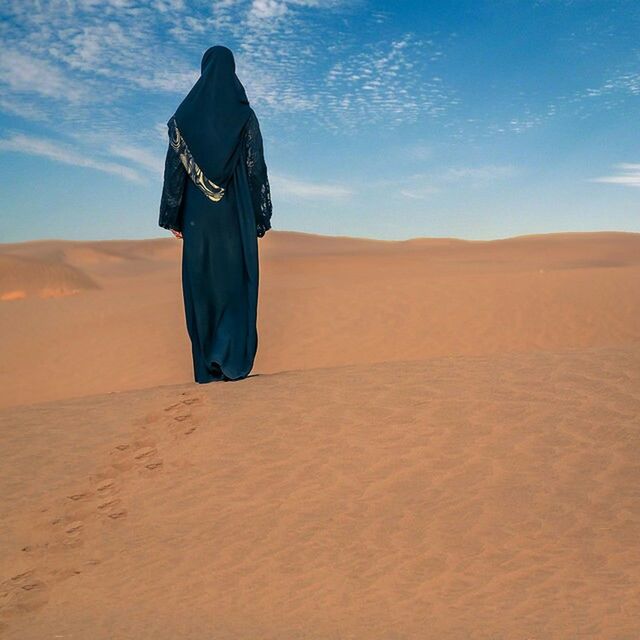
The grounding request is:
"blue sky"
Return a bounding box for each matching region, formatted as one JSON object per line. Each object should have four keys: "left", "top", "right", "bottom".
{"left": 0, "top": 0, "right": 639, "bottom": 242}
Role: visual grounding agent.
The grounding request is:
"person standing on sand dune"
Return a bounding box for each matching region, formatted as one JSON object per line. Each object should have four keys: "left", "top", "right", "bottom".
{"left": 158, "top": 45, "right": 273, "bottom": 383}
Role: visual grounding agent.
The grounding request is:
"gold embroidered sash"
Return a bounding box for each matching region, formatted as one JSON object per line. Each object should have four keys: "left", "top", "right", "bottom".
{"left": 170, "top": 120, "right": 225, "bottom": 202}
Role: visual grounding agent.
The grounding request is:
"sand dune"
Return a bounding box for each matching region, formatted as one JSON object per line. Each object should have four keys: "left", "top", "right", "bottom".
{"left": 0, "top": 253, "right": 100, "bottom": 301}
{"left": 1, "top": 230, "right": 639, "bottom": 638}
{"left": 0, "top": 345, "right": 639, "bottom": 638}
{"left": 1, "top": 231, "right": 639, "bottom": 408}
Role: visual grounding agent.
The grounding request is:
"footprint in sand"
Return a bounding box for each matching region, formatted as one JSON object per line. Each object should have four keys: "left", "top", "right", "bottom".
{"left": 9, "top": 570, "right": 35, "bottom": 585}
{"left": 65, "top": 521, "right": 83, "bottom": 534}
{"left": 134, "top": 446, "right": 157, "bottom": 460}
{"left": 110, "top": 444, "right": 135, "bottom": 471}
{"left": 110, "top": 441, "right": 158, "bottom": 472}
{"left": 97, "top": 498, "right": 121, "bottom": 511}
{"left": 61, "top": 521, "right": 85, "bottom": 548}
{"left": 165, "top": 409, "right": 201, "bottom": 439}
{"left": 96, "top": 478, "right": 116, "bottom": 493}
{"left": 162, "top": 397, "right": 203, "bottom": 440}
{"left": 67, "top": 492, "right": 91, "bottom": 502}
{"left": 1, "top": 570, "right": 49, "bottom": 615}
{"left": 164, "top": 397, "right": 202, "bottom": 413}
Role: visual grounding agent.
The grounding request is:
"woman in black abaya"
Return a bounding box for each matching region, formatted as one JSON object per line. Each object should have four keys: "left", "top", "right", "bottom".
{"left": 158, "top": 46, "right": 272, "bottom": 382}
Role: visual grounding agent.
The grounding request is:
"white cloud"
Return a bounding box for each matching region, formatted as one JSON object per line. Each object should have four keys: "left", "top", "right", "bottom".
{"left": 322, "top": 33, "right": 451, "bottom": 128}
{"left": 440, "top": 165, "right": 518, "bottom": 183}
{"left": 592, "top": 163, "right": 640, "bottom": 188}
{"left": 0, "top": 0, "right": 456, "bottom": 187}
{"left": 486, "top": 66, "right": 640, "bottom": 140}
{"left": 580, "top": 72, "right": 640, "bottom": 99}
{"left": 249, "top": 0, "right": 344, "bottom": 21}
{"left": 0, "top": 133, "right": 143, "bottom": 183}
{"left": 270, "top": 173, "right": 355, "bottom": 199}
{"left": 404, "top": 143, "right": 433, "bottom": 161}
{"left": 399, "top": 185, "right": 440, "bottom": 200}
{"left": 132, "top": 69, "right": 199, "bottom": 93}
{"left": 0, "top": 51, "right": 86, "bottom": 103}
{"left": 153, "top": 0, "right": 186, "bottom": 12}
{"left": 0, "top": 96, "right": 49, "bottom": 121}
{"left": 249, "top": 0, "right": 289, "bottom": 20}
{"left": 154, "top": 121, "right": 170, "bottom": 142}
{"left": 1, "top": 0, "right": 453, "bottom": 131}
{"left": 382, "top": 164, "right": 518, "bottom": 200}
{"left": 109, "top": 143, "right": 165, "bottom": 174}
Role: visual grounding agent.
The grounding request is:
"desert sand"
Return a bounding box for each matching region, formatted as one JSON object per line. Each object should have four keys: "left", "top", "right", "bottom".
{"left": 0, "top": 230, "right": 639, "bottom": 638}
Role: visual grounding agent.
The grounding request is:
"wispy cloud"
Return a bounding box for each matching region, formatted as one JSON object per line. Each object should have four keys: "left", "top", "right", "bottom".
{"left": 249, "top": 0, "right": 289, "bottom": 20}
{"left": 0, "top": 0, "right": 458, "bottom": 184}
{"left": 592, "top": 163, "right": 640, "bottom": 188}
{"left": 108, "top": 143, "right": 165, "bottom": 175}
{"left": 0, "top": 133, "right": 143, "bottom": 182}
{"left": 270, "top": 173, "right": 355, "bottom": 199}
{"left": 400, "top": 185, "right": 440, "bottom": 200}
{"left": 322, "top": 33, "right": 453, "bottom": 129}
{"left": 0, "top": 0, "right": 454, "bottom": 127}
{"left": 440, "top": 165, "right": 518, "bottom": 183}
{"left": 0, "top": 51, "right": 87, "bottom": 103}
{"left": 403, "top": 143, "right": 433, "bottom": 161}
{"left": 383, "top": 164, "right": 519, "bottom": 200}
{"left": 579, "top": 72, "right": 640, "bottom": 99}
{"left": 0, "top": 96, "right": 49, "bottom": 121}
{"left": 248, "top": 0, "right": 349, "bottom": 23}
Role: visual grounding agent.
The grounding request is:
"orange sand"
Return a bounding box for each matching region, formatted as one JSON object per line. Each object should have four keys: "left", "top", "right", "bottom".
{"left": 0, "top": 231, "right": 639, "bottom": 638}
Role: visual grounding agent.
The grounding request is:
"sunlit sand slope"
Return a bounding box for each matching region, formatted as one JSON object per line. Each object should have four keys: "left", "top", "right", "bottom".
{"left": 0, "top": 231, "right": 639, "bottom": 408}
{"left": 0, "top": 344, "right": 638, "bottom": 638}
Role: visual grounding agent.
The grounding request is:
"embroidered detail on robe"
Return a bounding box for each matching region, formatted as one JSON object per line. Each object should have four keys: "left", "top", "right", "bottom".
{"left": 243, "top": 111, "right": 273, "bottom": 238}
{"left": 159, "top": 110, "right": 272, "bottom": 238}
{"left": 169, "top": 117, "right": 226, "bottom": 203}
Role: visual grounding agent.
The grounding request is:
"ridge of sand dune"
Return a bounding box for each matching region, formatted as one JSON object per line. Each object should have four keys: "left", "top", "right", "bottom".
{"left": 0, "top": 254, "right": 100, "bottom": 301}
{"left": 0, "top": 230, "right": 639, "bottom": 408}
{"left": 0, "top": 345, "right": 638, "bottom": 638}
{"left": 0, "top": 237, "right": 181, "bottom": 266}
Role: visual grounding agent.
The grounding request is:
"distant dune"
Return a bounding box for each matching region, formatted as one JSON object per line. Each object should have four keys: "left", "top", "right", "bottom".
{"left": 0, "top": 230, "right": 639, "bottom": 638}
{"left": 0, "top": 231, "right": 639, "bottom": 408}
{"left": 0, "top": 253, "right": 100, "bottom": 301}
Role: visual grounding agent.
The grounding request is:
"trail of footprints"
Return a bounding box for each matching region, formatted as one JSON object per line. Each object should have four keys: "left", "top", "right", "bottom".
{"left": 0, "top": 391, "right": 204, "bottom": 628}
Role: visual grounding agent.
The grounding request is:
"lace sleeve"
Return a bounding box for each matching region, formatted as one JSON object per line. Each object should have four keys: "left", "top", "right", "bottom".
{"left": 158, "top": 120, "right": 187, "bottom": 232}
{"left": 244, "top": 111, "right": 273, "bottom": 238}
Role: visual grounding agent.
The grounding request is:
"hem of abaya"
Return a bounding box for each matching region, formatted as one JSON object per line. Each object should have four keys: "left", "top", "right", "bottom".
{"left": 194, "top": 356, "right": 250, "bottom": 383}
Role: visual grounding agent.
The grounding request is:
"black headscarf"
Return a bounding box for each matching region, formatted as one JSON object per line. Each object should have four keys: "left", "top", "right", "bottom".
{"left": 171, "top": 46, "right": 252, "bottom": 187}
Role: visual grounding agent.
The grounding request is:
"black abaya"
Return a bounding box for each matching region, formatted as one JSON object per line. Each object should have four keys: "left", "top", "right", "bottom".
{"left": 158, "top": 48, "right": 272, "bottom": 382}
